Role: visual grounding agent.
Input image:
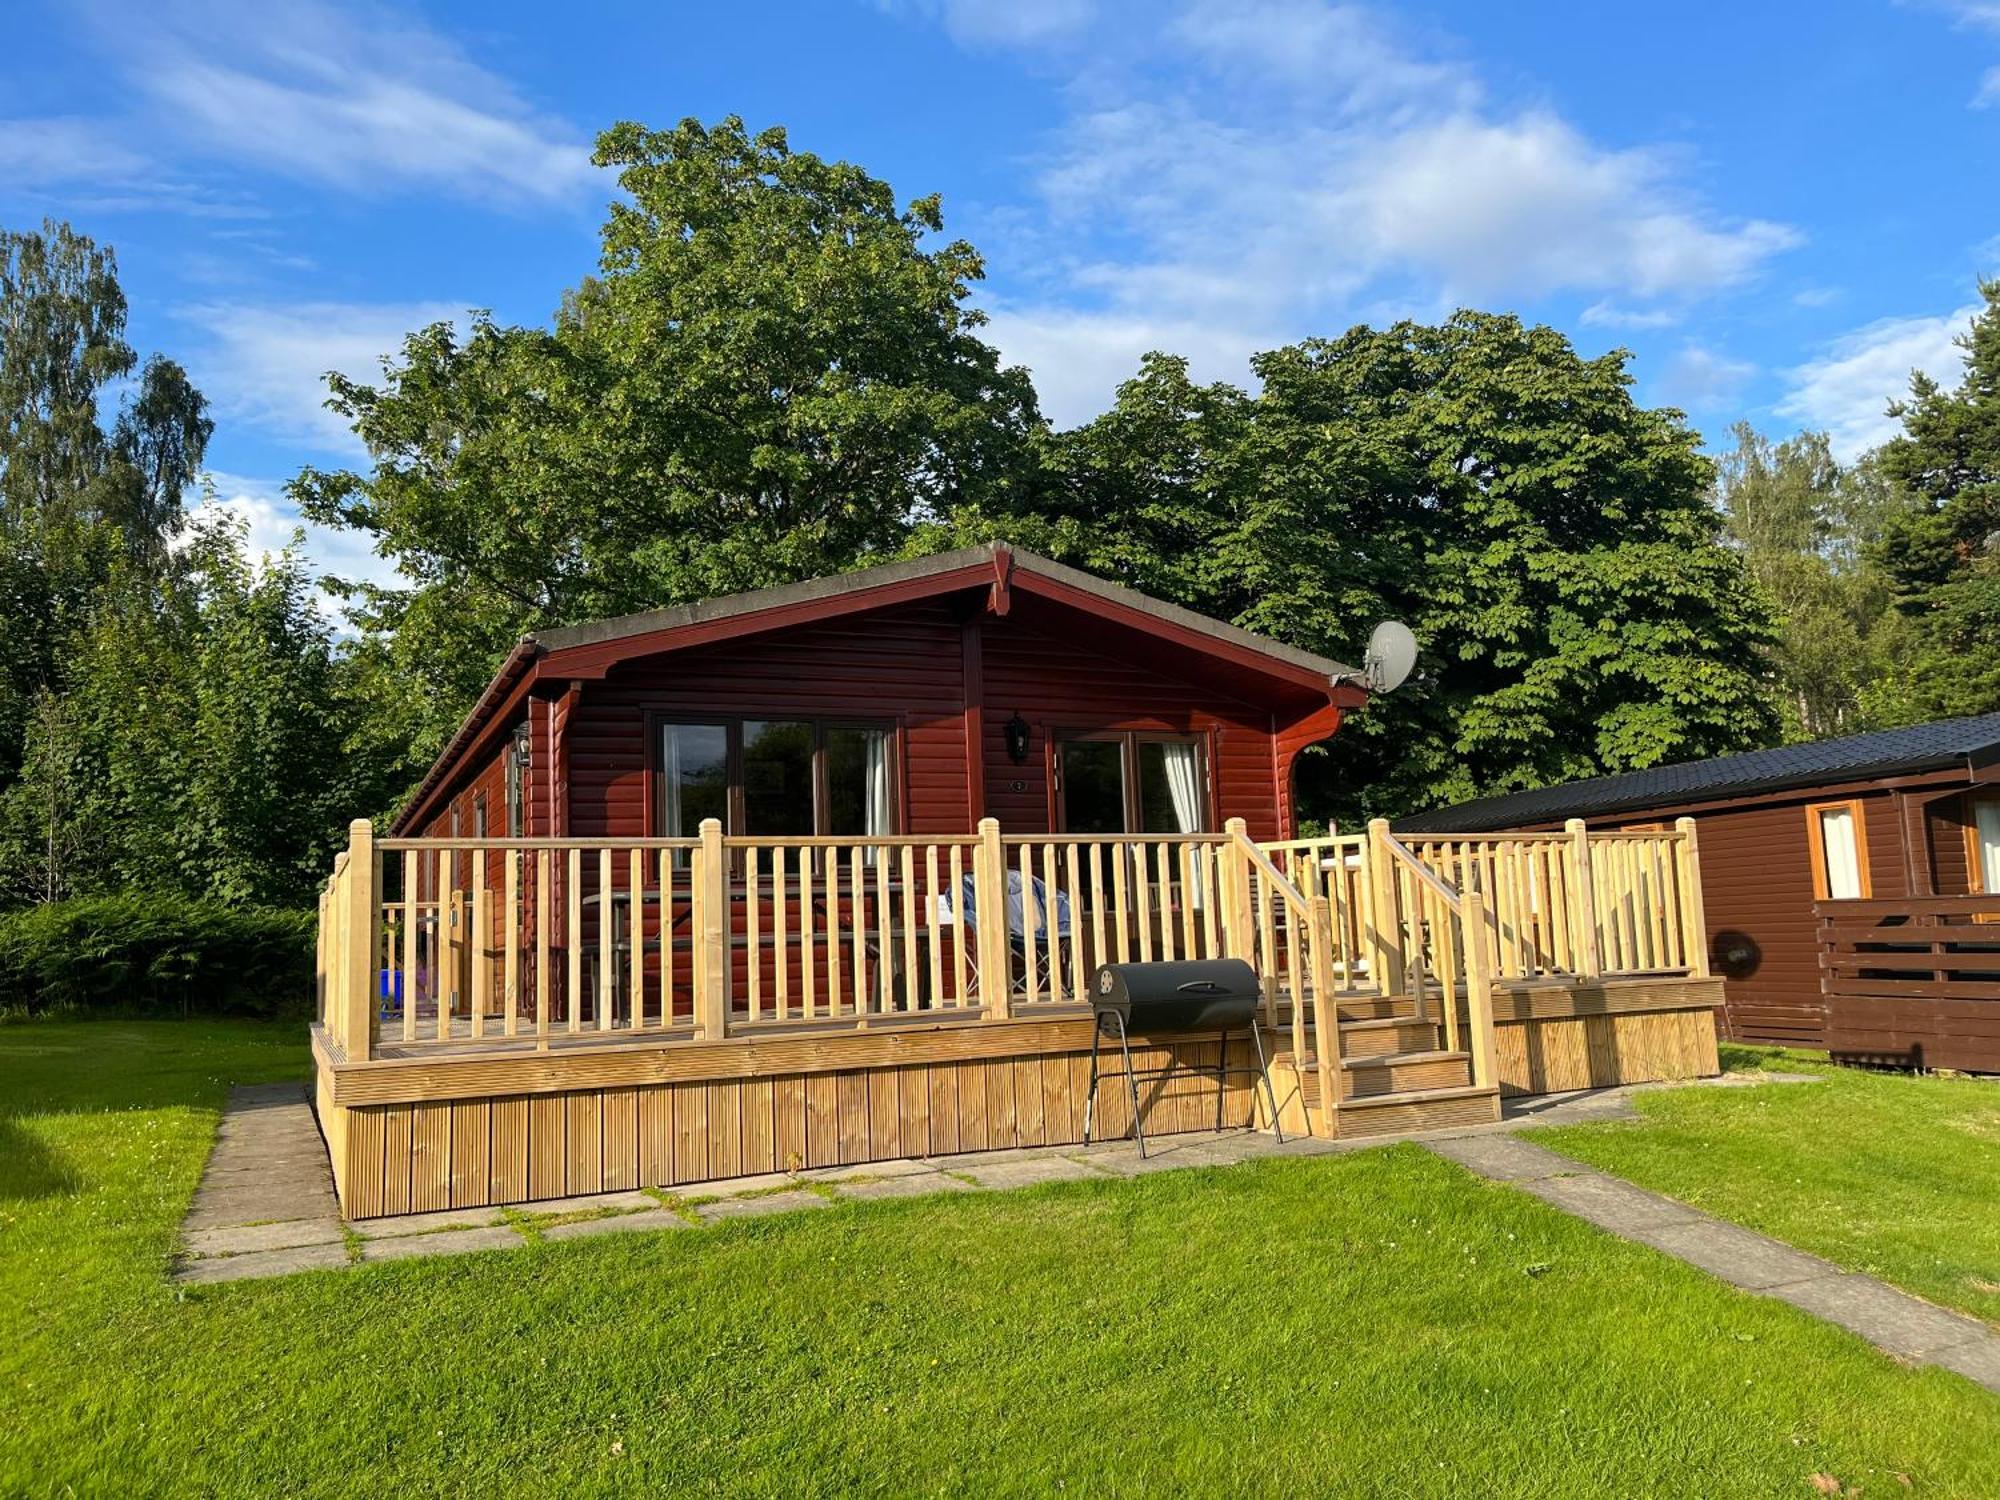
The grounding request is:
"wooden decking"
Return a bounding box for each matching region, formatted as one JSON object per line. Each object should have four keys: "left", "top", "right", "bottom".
{"left": 314, "top": 818, "right": 1724, "bottom": 1217}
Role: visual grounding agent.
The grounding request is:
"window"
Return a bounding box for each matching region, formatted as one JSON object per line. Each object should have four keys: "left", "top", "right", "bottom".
{"left": 1056, "top": 733, "right": 1208, "bottom": 834}
{"left": 472, "top": 793, "right": 488, "bottom": 840}
{"left": 1966, "top": 795, "right": 2000, "bottom": 893}
{"left": 660, "top": 723, "right": 729, "bottom": 839}
{"left": 825, "top": 726, "right": 892, "bottom": 837}
{"left": 1806, "top": 799, "right": 1870, "bottom": 899}
{"left": 505, "top": 723, "right": 528, "bottom": 837}
{"left": 654, "top": 718, "right": 896, "bottom": 839}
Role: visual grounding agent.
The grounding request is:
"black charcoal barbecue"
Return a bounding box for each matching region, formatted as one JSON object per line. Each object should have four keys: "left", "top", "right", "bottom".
{"left": 1083, "top": 958, "right": 1284, "bottom": 1158}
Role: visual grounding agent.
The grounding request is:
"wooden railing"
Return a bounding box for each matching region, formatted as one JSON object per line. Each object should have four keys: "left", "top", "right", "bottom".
{"left": 1374, "top": 827, "right": 1500, "bottom": 1089}
{"left": 1815, "top": 895, "right": 2000, "bottom": 1002}
{"left": 1231, "top": 823, "right": 1344, "bottom": 1126}
{"left": 1390, "top": 818, "right": 1708, "bottom": 985}
{"left": 315, "top": 811, "right": 1711, "bottom": 1061}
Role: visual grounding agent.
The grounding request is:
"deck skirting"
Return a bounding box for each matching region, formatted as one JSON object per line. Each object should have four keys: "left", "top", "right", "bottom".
{"left": 313, "top": 976, "right": 1724, "bottom": 1217}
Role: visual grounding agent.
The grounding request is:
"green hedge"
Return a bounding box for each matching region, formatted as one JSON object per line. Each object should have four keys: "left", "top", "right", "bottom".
{"left": 0, "top": 896, "right": 316, "bottom": 1019}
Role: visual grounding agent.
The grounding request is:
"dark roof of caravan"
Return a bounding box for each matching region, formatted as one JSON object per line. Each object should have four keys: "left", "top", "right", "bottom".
{"left": 1396, "top": 712, "right": 2000, "bottom": 834}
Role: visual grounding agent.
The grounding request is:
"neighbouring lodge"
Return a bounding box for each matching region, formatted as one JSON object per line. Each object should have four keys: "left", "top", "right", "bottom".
{"left": 1400, "top": 713, "right": 2000, "bottom": 1074}
{"left": 313, "top": 543, "right": 1726, "bottom": 1218}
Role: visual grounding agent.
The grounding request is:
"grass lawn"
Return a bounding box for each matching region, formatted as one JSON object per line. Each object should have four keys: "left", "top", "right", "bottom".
{"left": 3, "top": 1022, "right": 1998, "bottom": 1497}
{"left": 1531, "top": 1044, "right": 2000, "bottom": 1330}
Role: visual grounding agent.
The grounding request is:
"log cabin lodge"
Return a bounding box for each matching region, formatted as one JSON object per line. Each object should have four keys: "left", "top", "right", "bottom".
{"left": 312, "top": 543, "right": 1725, "bottom": 1219}
{"left": 1398, "top": 712, "right": 2000, "bottom": 1075}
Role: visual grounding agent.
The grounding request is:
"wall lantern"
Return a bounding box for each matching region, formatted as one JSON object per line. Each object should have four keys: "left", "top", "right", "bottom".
{"left": 1004, "top": 710, "right": 1031, "bottom": 765}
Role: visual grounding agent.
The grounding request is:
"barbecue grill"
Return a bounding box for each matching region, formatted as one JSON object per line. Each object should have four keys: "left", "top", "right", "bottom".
{"left": 1083, "top": 958, "right": 1284, "bottom": 1158}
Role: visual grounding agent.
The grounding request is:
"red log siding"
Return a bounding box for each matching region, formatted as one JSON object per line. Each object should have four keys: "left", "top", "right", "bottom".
{"left": 978, "top": 610, "right": 1283, "bottom": 839}
{"left": 1929, "top": 794, "right": 1974, "bottom": 896}
{"left": 552, "top": 598, "right": 1301, "bottom": 840}
{"left": 1596, "top": 782, "right": 1984, "bottom": 1056}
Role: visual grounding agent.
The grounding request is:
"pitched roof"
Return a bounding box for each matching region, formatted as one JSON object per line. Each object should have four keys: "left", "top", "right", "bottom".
{"left": 530, "top": 542, "right": 1358, "bottom": 681}
{"left": 1396, "top": 712, "right": 2000, "bottom": 833}
{"left": 391, "top": 542, "right": 1362, "bottom": 834}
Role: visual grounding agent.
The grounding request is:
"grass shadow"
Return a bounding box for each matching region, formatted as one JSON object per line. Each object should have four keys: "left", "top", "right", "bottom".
{"left": 0, "top": 1113, "right": 80, "bottom": 1201}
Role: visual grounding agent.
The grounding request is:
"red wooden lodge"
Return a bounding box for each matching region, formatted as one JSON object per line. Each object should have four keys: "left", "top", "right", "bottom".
{"left": 312, "top": 543, "right": 1724, "bottom": 1218}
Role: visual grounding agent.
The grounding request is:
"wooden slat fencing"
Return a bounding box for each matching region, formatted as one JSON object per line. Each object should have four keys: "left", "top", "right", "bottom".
{"left": 315, "top": 812, "right": 1710, "bottom": 1062}
{"left": 1814, "top": 895, "right": 2000, "bottom": 1072}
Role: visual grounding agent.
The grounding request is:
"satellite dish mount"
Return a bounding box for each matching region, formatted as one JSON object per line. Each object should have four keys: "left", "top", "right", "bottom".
{"left": 1360, "top": 620, "right": 1417, "bottom": 695}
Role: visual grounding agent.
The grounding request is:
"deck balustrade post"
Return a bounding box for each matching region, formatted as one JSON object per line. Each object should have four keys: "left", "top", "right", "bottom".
{"left": 342, "top": 819, "right": 376, "bottom": 1061}
{"left": 1461, "top": 890, "right": 1499, "bottom": 1092}
{"left": 1365, "top": 818, "right": 1406, "bottom": 997}
{"left": 1309, "top": 895, "right": 1341, "bottom": 1137}
{"left": 1566, "top": 819, "right": 1603, "bottom": 979}
{"left": 975, "top": 818, "right": 1011, "bottom": 1019}
{"left": 1674, "top": 816, "right": 1711, "bottom": 977}
{"left": 316, "top": 886, "right": 330, "bottom": 1035}
{"left": 695, "top": 818, "right": 728, "bottom": 1039}
{"left": 1221, "top": 818, "right": 1254, "bottom": 965}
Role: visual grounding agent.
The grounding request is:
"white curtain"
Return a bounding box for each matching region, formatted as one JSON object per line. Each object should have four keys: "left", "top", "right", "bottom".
{"left": 661, "top": 726, "right": 685, "bottom": 838}
{"left": 1818, "top": 806, "right": 1862, "bottom": 899}
{"left": 1161, "top": 743, "right": 1201, "bottom": 833}
{"left": 864, "top": 730, "right": 891, "bottom": 836}
{"left": 1976, "top": 799, "right": 2000, "bottom": 892}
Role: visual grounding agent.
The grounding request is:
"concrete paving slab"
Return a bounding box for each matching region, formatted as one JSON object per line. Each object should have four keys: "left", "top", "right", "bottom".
{"left": 183, "top": 1188, "right": 339, "bottom": 1230}
{"left": 523, "top": 1190, "right": 660, "bottom": 1217}
{"left": 540, "top": 1211, "right": 687, "bottom": 1243}
{"left": 951, "top": 1155, "right": 1106, "bottom": 1190}
{"left": 804, "top": 1158, "right": 939, "bottom": 1183}
{"left": 1628, "top": 1220, "right": 1834, "bottom": 1292}
{"left": 1429, "top": 1135, "right": 1575, "bottom": 1182}
{"left": 691, "top": 1171, "right": 799, "bottom": 1197}
{"left": 175, "top": 1242, "right": 350, "bottom": 1283}
{"left": 352, "top": 1206, "right": 509, "bottom": 1238}
{"left": 1767, "top": 1274, "right": 1992, "bottom": 1359}
{"left": 1518, "top": 1171, "right": 1706, "bottom": 1233}
{"left": 359, "top": 1225, "right": 525, "bottom": 1263}
{"left": 184, "top": 1219, "right": 347, "bottom": 1257}
{"left": 696, "top": 1189, "right": 830, "bottom": 1224}
{"left": 1929, "top": 1336, "right": 2000, "bottom": 1392}
{"left": 835, "top": 1173, "right": 972, "bottom": 1202}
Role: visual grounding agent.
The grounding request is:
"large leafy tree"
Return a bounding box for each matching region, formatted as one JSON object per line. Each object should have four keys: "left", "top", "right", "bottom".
{"left": 1714, "top": 423, "right": 1914, "bottom": 739}
{"left": 0, "top": 514, "right": 355, "bottom": 908}
{"left": 1872, "top": 281, "right": 2000, "bottom": 721}
{"left": 991, "top": 316, "right": 1777, "bottom": 824}
{"left": 0, "top": 219, "right": 212, "bottom": 778}
{"left": 297, "top": 116, "right": 1041, "bottom": 768}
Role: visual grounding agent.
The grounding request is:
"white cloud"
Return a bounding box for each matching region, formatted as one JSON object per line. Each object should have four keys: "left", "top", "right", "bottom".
{"left": 179, "top": 299, "right": 469, "bottom": 457}
{"left": 983, "top": 302, "right": 1266, "bottom": 426}
{"left": 0, "top": 117, "right": 147, "bottom": 184}
{"left": 87, "top": 0, "right": 594, "bottom": 205}
{"left": 193, "top": 471, "right": 402, "bottom": 619}
{"left": 882, "top": 0, "right": 1096, "bottom": 47}
{"left": 1777, "top": 305, "right": 1976, "bottom": 459}
{"left": 1343, "top": 113, "right": 1797, "bottom": 301}
{"left": 918, "top": 0, "right": 1797, "bottom": 422}
{"left": 1653, "top": 344, "right": 1756, "bottom": 412}
{"left": 1580, "top": 301, "right": 1681, "bottom": 330}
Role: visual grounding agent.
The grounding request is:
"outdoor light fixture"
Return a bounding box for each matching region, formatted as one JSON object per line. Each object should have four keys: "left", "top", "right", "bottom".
{"left": 1004, "top": 710, "right": 1031, "bottom": 764}
{"left": 511, "top": 723, "right": 532, "bottom": 768}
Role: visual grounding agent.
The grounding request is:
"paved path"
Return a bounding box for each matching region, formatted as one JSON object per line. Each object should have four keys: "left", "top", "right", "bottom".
{"left": 187, "top": 1066, "right": 2000, "bottom": 1400}
{"left": 1427, "top": 1133, "right": 2000, "bottom": 1395}
{"left": 176, "top": 1068, "right": 1812, "bottom": 1285}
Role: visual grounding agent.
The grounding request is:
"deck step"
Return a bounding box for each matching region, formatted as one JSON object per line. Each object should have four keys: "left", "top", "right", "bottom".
{"left": 1333, "top": 1084, "right": 1502, "bottom": 1138}
{"left": 1336, "top": 1015, "right": 1442, "bottom": 1057}
{"left": 1334, "top": 994, "right": 1420, "bottom": 1022}
{"left": 1339, "top": 1049, "right": 1472, "bottom": 1100}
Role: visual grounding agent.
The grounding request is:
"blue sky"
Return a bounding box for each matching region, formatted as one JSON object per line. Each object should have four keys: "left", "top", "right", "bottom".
{"left": 7, "top": 0, "right": 2000, "bottom": 590}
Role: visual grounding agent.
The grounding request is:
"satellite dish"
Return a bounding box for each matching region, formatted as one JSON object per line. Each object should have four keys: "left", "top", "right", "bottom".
{"left": 1362, "top": 620, "right": 1417, "bottom": 694}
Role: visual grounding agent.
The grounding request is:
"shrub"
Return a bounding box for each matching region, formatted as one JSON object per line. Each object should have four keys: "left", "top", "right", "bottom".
{"left": 0, "top": 895, "right": 315, "bottom": 1019}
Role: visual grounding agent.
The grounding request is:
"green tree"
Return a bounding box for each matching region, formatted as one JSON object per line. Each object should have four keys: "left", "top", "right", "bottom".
{"left": 297, "top": 116, "right": 1041, "bottom": 769}
{"left": 1872, "top": 281, "right": 2000, "bottom": 721}
{"left": 0, "top": 219, "right": 211, "bottom": 778}
{"left": 1714, "top": 423, "right": 1914, "bottom": 739}
{"left": 0, "top": 514, "right": 356, "bottom": 908}
{"left": 984, "top": 316, "right": 1778, "bottom": 824}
